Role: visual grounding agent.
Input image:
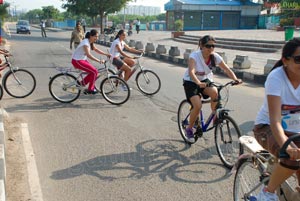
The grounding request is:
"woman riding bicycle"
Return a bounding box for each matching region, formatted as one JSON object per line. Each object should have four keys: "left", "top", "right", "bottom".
{"left": 253, "top": 38, "right": 300, "bottom": 200}
{"left": 109, "top": 29, "right": 144, "bottom": 82}
{"left": 182, "top": 35, "right": 241, "bottom": 143}
{"left": 71, "top": 29, "right": 111, "bottom": 94}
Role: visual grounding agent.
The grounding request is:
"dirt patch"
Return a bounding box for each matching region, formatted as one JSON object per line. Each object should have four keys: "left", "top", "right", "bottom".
{"left": 4, "top": 115, "right": 32, "bottom": 201}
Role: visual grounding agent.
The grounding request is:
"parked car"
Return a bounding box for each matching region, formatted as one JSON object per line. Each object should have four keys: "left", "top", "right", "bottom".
{"left": 16, "top": 20, "right": 31, "bottom": 34}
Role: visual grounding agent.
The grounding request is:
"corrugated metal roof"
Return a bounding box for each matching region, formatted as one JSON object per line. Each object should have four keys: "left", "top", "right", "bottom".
{"left": 172, "top": 0, "right": 260, "bottom": 6}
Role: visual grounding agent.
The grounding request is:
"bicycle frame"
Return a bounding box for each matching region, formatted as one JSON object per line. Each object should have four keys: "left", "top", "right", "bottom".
{"left": 114, "top": 53, "right": 145, "bottom": 79}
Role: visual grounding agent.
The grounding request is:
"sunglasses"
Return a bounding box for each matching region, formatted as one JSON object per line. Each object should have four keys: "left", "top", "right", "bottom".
{"left": 289, "top": 55, "right": 300, "bottom": 64}
{"left": 204, "top": 44, "right": 215, "bottom": 49}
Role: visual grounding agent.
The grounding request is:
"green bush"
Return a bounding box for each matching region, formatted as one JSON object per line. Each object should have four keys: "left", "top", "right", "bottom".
{"left": 279, "top": 18, "right": 294, "bottom": 27}
{"left": 174, "top": 19, "right": 183, "bottom": 31}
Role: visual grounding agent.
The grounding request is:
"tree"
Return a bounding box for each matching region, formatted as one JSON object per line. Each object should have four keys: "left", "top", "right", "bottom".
{"left": 24, "top": 9, "right": 43, "bottom": 23}
{"left": 63, "top": 0, "right": 135, "bottom": 33}
{"left": 42, "top": 6, "right": 60, "bottom": 20}
{"left": 0, "top": 2, "right": 10, "bottom": 20}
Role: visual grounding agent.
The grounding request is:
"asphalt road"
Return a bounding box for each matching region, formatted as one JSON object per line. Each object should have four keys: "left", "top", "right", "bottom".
{"left": 1, "top": 24, "right": 265, "bottom": 201}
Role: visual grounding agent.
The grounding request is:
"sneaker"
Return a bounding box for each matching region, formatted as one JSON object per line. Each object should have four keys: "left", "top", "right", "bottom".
{"left": 185, "top": 127, "right": 195, "bottom": 143}
{"left": 255, "top": 186, "right": 279, "bottom": 201}
{"left": 121, "top": 84, "right": 132, "bottom": 91}
{"left": 83, "top": 89, "right": 97, "bottom": 95}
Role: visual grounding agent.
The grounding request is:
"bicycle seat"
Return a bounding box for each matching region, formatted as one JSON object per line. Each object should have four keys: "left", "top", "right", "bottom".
{"left": 239, "top": 136, "right": 265, "bottom": 154}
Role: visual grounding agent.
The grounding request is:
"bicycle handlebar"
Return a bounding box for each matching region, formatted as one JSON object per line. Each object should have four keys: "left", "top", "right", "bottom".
{"left": 209, "top": 80, "right": 239, "bottom": 88}
{"left": 279, "top": 133, "right": 300, "bottom": 159}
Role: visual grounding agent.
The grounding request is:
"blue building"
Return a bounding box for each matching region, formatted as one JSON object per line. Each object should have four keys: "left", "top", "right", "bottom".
{"left": 164, "top": 0, "right": 262, "bottom": 30}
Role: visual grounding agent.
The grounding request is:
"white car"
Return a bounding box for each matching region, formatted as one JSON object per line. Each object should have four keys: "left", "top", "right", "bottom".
{"left": 16, "top": 20, "right": 31, "bottom": 34}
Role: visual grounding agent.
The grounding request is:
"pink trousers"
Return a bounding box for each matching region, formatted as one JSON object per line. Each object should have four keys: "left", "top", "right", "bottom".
{"left": 72, "top": 59, "right": 98, "bottom": 91}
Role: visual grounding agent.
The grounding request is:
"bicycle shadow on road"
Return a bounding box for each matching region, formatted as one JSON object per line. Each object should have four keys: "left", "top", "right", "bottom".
{"left": 50, "top": 139, "right": 230, "bottom": 184}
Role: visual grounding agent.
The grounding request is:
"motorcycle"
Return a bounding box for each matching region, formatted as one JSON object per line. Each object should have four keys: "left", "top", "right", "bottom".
{"left": 104, "top": 26, "right": 116, "bottom": 35}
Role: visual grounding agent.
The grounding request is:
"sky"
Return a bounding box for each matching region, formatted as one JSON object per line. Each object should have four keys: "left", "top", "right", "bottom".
{"left": 6, "top": 0, "right": 169, "bottom": 13}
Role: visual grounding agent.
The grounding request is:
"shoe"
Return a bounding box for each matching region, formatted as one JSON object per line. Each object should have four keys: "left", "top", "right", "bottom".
{"left": 185, "top": 127, "right": 195, "bottom": 143}
{"left": 254, "top": 186, "right": 279, "bottom": 201}
{"left": 83, "top": 89, "right": 97, "bottom": 95}
{"left": 121, "top": 84, "right": 132, "bottom": 91}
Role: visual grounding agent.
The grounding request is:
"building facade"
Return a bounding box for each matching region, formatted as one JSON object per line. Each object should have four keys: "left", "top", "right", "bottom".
{"left": 164, "top": 0, "right": 262, "bottom": 31}
{"left": 117, "top": 5, "right": 161, "bottom": 16}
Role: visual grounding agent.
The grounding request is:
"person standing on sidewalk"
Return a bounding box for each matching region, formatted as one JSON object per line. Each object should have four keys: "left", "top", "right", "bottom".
{"left": 135, "top": 18, "right": 140, "bottom": 34}
{"left": 40, "top": 20, "right": 47, "bottom": 37}
{"left": 70, "top": 21, "right": 84, "bottom": 50}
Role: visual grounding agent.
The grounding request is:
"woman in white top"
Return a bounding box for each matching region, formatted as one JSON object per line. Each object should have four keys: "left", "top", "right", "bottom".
{"left": 253, "top": 38, "right": 300, "bottom": 200}
{"left": 182, "top": 35, "right": 241, "bottom": 143}
{"left": 72, "top": 29, "right": 110, "bottom": 94}
{"left": 110, "top": 29, "right": 143, "bottom": 81}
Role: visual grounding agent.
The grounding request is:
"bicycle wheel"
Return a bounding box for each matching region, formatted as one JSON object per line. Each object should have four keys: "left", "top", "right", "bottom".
{"left": 100, "top": 76, "right": 130, "bottom": 105}
{"left": 3, "top": 69, "right": 36, "bottom": 98}
{"left": 136, "top": 70, "right": 161, "bottom": 95}
{"left": 177, "top": 99, "right": 198, "bottom": 144}
{"left": 0, "top": 84, "right": 3, "bottom": 100}
{"left": 95, "top": 68, "right": 116, "bottom": 92}
{"left": 214, "top": 115, "right": 243, "bottom": 169}
{"left": 49, "top": 73, "right": 80, "bottom": 103}
{"left": 233, "top": 158, "right": 265, "bottom": 201}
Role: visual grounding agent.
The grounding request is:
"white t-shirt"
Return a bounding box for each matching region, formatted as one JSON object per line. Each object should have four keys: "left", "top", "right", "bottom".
{"left": 72, "top": 38, "right": 90, "bottom": 60}
{"left": 183, "top": 50, "right": 223, "bottom": 82}
{"left": 109, "top": 38, "right": 125, "bottom": 61}
{"left": 255, "top": 67, "right": 300, "bottom": 133}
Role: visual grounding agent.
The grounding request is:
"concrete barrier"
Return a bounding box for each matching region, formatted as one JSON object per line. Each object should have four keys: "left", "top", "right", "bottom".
{"left": 217, "top": 52, "right": 227, "bottom": 64}
{"left": 135, "top": 41, "right": 144, "bottom": 50}
{"left": 168, "top": 46, "right": 180, "bottom": 57}
{"left": 264, "top": 59, "right": 277, "bottom": 75}
{"left": 145, "top": 43, "right": 155, "bottom": 52}
{"left": 128, "top": 40, "right": 136, "bottom": 48}
{"left": 156, "top": 44, "right": 167, "bottom": 54}
{"left": 233, "top": 55, "right": 251, "bottom": 69}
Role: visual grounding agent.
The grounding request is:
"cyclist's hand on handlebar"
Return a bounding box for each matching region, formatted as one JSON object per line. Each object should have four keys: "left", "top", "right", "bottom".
{"left": 198, "top": 82, "right": 208, "bottom": 88}
{"left": 286, "top": 147, "right": 300, "bottom": 160}
{"left": 98, "top": 59, "right": 105, "bottom": 64}
{"left": 233, "top": 79, "right": 243, "bottom": 85}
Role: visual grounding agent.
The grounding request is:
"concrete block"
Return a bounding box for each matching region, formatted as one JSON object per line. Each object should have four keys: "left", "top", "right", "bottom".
{"left": 168, "top": 46, "right": 180, "bottom": 57}
{"left": 128, "top": 40, "right": 136, "bottom": 48}
{"left": 264, "top": 59, "right": 277, "bottom": 75}
{"left": 145, "top": 43, "right": 155, "bottom": 52}
{"left": 135, "top": 41, "right": 144, "bottom": 50}
{"left": 233, "top": 55, "right": 251, "bottom": 69}
{"left": 183, "top": 48, "right": 193, "bottom": 61}
{"left": 156, "top": 44, "right": 166, "bottom": 54}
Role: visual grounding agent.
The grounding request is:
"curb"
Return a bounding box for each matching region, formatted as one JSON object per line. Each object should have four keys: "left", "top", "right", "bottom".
{"left": 0, "top": 109, "right": 6, "bottom": 201}
{"left": 96, "top": 40, "right": 267, "bottom": 85}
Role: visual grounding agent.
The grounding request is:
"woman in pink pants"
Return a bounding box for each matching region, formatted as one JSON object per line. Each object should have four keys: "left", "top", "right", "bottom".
{"left": 72, "top": 29, "right": 111, "bottom": 94}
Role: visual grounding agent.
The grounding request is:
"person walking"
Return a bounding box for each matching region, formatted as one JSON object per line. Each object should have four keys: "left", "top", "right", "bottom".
{"left": 70, "top": 21, "right": 84, "bottom": 50}
{"left": 40, "top": 20, "right": 47, "bottom": 38}
{"left": 81, "top": 18, "right": 86, "bottom": 33}
{"left": 135, "top": 18, "right": 140, "bottom": 34}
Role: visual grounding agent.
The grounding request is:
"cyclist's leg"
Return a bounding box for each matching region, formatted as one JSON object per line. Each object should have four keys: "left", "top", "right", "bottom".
{"left": 253, "top": 124, "right": 298, "bottom": 195}
{"left": 183, "top": 81, "right": 202, "bottom": 129}
{"left": 203, "top": 86, "right": 218, "bottom": 111}
{"left": 72, "top": 59, "right": 98, "bottom": 91}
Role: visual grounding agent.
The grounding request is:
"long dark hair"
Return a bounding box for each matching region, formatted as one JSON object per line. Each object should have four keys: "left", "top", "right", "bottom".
{"left": 85, "top": 29, "right": 98, "bottom": 50}
{"left": 272, "top": 38, "right": 300, "bottom": 71}
{"left": 115, "top": 29, "right": 125, "bottom": 40}
{"left": 198, "top": 35, "right": 216, "bottom": 49}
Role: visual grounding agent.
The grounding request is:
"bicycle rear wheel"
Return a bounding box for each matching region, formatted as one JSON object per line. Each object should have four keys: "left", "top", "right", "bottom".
{"left": 177, "top": 99, "right": 198, "bottom": 144}
{"left": 233, "top": 158, "right": 265, "bottom": 201}
{"left": 49, "top": 73, "right": 80, "bottom": 103}
{"left": 100, "top": 76, "right": 130, "bottom": 105}
{"left": 214, "top": 115, "right": 243, "bottom": 168}
{"left": 3, "top": 69, "right": 36, "bottom": 98}
{"left": 136, "top": 70, "right": 161, "bottom": 95}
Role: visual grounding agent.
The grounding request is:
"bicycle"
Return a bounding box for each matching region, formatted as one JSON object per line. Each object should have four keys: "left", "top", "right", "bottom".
{"left": 0, "top": 54, "right": 36, "bottom": 100}
{"left": 177, "top": 80, "right": 243, "bottom": 169}
{"left": 48, "top": 60, "right": 130, "bottom": 105}
{"left": 233, "top": 134, "right": 300, "bottom": 201}
{"left": 112, "top": 53, "right": 161, "bottom": 96}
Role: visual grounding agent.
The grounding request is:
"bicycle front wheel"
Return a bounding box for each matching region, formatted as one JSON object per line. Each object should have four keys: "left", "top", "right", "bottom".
{"left": 214, "top": 115, "right": 243, "bottom": 169}
{"left": 95, "top": 68, "right": 116, "bottom": 92}
{"left": 177, "top": 99, "right": 198, "bottom": 144}
{"left": 136, "top": 70, "right": 161, "bottom": 95}
{"left": 0, "top": 84, "right": 3, "bottom": 100}
{"left": 49, "top": 73, "right": 80, "bottom": 103}
{"left": 100, "top": 76, "right": 130, "bottom": 105}
{"left": 3, "top": 69, "right": 36, "bottom": 98}
{"left": 233, "top": 158, "right": 265, "bottom": 201}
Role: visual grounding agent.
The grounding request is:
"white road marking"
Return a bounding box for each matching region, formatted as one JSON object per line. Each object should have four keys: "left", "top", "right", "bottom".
{"left": 21, "top": 123, "right": 44, "bottom": 201}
